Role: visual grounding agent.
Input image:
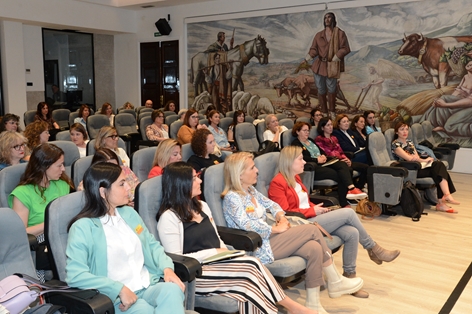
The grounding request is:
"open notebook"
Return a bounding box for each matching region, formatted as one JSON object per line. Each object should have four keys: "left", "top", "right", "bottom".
{"left": 321, "top": 158, "right": 339, "bottom": 167}
{"left": 202, "top": 250, "right": 246, "bottom": 264}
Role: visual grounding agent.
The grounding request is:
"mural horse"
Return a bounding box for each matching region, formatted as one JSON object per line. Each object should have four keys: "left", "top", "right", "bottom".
{"left": 190, "top": 35, "right": 269, "bottom": 95}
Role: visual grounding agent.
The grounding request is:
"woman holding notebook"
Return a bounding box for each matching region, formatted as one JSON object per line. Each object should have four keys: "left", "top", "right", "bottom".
{"left": 157, "top": 162, "right": 317, "bottom": 314}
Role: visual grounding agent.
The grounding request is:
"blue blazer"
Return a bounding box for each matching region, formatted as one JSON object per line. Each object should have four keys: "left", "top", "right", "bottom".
{"left": 333, "top": 129, "right": 360, "bottom": 153}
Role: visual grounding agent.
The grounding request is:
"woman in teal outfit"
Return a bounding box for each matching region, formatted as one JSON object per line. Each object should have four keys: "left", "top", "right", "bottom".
{"left": 66, "top": 162, "right": 185, "bottom": 314}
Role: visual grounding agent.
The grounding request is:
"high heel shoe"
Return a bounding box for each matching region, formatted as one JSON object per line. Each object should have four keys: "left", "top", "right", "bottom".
{"left": 442, "top": 194, "right": 460, "bottom": 205}
{"left": 436, "top": 203, "right": 458, "bottom": 214}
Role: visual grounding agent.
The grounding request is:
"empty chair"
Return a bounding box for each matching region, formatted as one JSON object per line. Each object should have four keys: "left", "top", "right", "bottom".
{"left": 198, "top": 113, "right": 205, "bottom": 120}
{"left": 52, "top": 109, "right": 71, "bottom": 130}
{"left": 234, "top": 122, "right": 259, "bottom": 152}
{"left": 421, "top": 120, "right": 460, "bottom": 170}
{"left": 0, "top": 163, "right": 28, "bottom": 207}
{"left": 86, "top": 115, "right": 110, "bottom": 139}
{"left": 24, "top": 110, "right": 36, "bottom": 127}
{"left": 51, "top": 141, "right": 80, "bottom": 178}
{"left": 279, "top": 118, "right": 294, "bottom": 130}
{"left": 165, "top": 114, "right": 180, "bottom": 126}
{"left": 55, "top": 130, "right": 72, "bottom": 141}
{"left": 131, "top": 146, "right": 157, "bottom": 182}
{"left": 170, "top": 120, "right": 183, "bottom": 139}
{"left": 244, "top": 116, "right": 254, "bottom": 124}
{"left": 71, "top": 155, "right": 93, "bottom": 189}
{"left": 257, "top": 114, "right": 268, "bottom": 120}
{"left": 115, "top": 113, "right": 140, "bottom": 154}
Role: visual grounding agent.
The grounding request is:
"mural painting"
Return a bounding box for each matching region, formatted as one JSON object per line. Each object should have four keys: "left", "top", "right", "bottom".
{"left": 187, "top": 0, "right": 472, "bottom": 147}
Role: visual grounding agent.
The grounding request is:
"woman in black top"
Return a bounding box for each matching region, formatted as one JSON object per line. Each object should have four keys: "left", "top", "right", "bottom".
{"left": 187, "top": 129, "right": 224, "bottom": 172}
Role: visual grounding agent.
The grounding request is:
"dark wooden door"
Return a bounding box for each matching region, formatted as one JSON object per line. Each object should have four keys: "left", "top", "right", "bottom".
{"left": 140, "top": 40, "right": 179, "bottom": 110}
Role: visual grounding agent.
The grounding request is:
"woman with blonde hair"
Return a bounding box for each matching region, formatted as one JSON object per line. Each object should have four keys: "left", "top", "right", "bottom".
{"left": 148, "top": 139, "right": 182, "bottom": 178}
{"left": 94, "top": 126, "right": 130, "bottom": 167}
{"left": 269, "top": 146, "right": 400, "bottom": 298}
{"left": 0, "top": 131, "right": 28, "bottom": 170}
{"left": 263, "top": 114, "right": 287, "bottom": 146}
{"left": 222, "top": 152, "right": 363, "bottom": 313}
{"left": 100, "top": 102, "right": 115, "bottom": 126}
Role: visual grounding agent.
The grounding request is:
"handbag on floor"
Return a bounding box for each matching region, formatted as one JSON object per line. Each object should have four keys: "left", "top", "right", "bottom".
{"left": 355, "top": 199, "right": 381, "bottom": 220}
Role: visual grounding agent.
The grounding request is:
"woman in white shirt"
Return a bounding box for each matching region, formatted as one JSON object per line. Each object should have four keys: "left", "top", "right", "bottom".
{"left": 263, "top": 114, "right": 287, "bottom": 146}
{"left": 100, "top": 102, "right": 115, "bottom": 126}
{"left": 94, "top": 126, "right": 130, "bottom": 167}
{"left": 74, "top": 104, "right": 91, "bottom": 129}
{"left": 69, "top": 123, "right": 89, "bottom": 158}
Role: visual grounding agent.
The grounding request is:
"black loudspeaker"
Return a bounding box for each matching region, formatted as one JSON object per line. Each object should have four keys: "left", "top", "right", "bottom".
{"left": 155, "top": 18, "right": 172, "bottom": 35}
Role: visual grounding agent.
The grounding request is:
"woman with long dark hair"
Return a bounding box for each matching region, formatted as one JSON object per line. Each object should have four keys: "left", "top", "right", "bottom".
{"left": 227, "top": 110, "right": 245, "bottom": 143}
{"left": 66, "top": 162, "right": 185, "bottom": 313}
{"left": 157, "top": 162, "right": 317, "bottom": 314}
{"left": 34, "top": 102, "right": 59, "bottom": 130}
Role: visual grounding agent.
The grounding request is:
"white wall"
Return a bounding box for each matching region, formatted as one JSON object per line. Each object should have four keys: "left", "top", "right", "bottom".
{"left": 23, "top": 25, "right": 44, "bottom": 93}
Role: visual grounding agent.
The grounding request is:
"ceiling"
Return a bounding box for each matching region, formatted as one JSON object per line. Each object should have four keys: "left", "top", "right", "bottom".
{"left": 73, "top": 0, "right": 214, "bottom": 10}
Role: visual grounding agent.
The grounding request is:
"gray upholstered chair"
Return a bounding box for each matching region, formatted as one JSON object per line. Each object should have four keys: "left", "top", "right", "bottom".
{"left": 131, "top": 146, "right": 157, "bottom": 182}
{"left": 71, "top": 155, "right": 93, "bottom": 189}
{"left": 421, "top": 121, "right": 459, "bottom": 170}
{"left": 52, "top": 109, "right": 71, "bottom": 130}
{"left": 280, "top": 129, "right": 295, "bottom": 149}
{"left": 136, "top": 106, "right": 153, "bottom": 115}
{"left": 170, "top": 120, "right": 183, "bottom": 139}
{"left": 275, "top": 113, "right": 287, "bottom": 121}
{"left": 137, "top": 111, "right": 152, "bottom": 126}
{"left": 165, "top": 114, "right": 180, "bottom": 126}
{"left": 86, "top": 115, "right": 110, "bottom": 140}
{"left": 51, "top": 141, "right": 81, "bottom": 178}
{"left": 219, "top": 117, "right": 233, "bottom": 134}
{"left": 55, "top": 130, "right": 72, "bottom": 141}
{"left": 69, "top": 111, "right": 79, "bottom": 127}
{"left": 0, "top": 163, "right": 28, "bottom": 207}
{"left": 279, "top": 118, "right": 294, "bottom": 130}
{"left": 24, "top": 110, "right": 36, "bottom": 127}
{"left": 234, "top": 122, "right": 259, "bottom": 152}
{"left": 410, "top": 123, "right": 449, "bottom": 169}
{"left": 296, "top": 116, "right": 311, "bottom": 124}
{"left": 225, "top": 111, "right": 235, "bottom": 118}
{"left": 115, "top": 113, "right": 139, "bottom": 137}
{"left": 198, "top": 118, "right": 209, "bottom": 127}
{"left": 134, "top": 176, "right": 238, "bottom": 313}
{"left": 244, "top": 116, "right": 254, "bottom": 124}
{"left": 164, "top": 110, "right": 177, "bottom": 118}
{"left": 181, "top": 143, "right": 195, "bottom": 162}
{"left": 256, "top": 120, "right": 266, "bottom": 143}
{"left": 139, "top": 116, "right": 153, "bottom": 141}
{"left": 117, "top": 108, "right": 136, "bottom": 118}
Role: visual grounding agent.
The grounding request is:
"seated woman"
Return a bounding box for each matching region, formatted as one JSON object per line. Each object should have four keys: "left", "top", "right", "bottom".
{"left": 95, "top": 126, "right": 130, "bottom": 167}
{"left": 391, "top": 122, "right": 459, "bottom": 213}
{"left": 24, "top": 120, "right": 50, "bottom": 161}
{"left": 177, "top": 108, "right": 207, "bottom": 145}
{"left": 100, "top": 102, "right": 115, "bottom": 126}
{"left": 157, "top": 162, "right": 317, "bottom": 314}
{"left": 121, "top": 101, "right": 135, "bottom": 110}
{"left": 66, "top": 162, "right": 185, "bottom": 314}
{"left": 291, "top": 122, "right": 366, "bottom": 207}
{"left": 148, "top": 139, "right": 182, "bottom": 178}
{"left": 0, "top": 113, "right": 22, "bottom": 133}
{"left": 0, "top": 131, "right": 28, "bottom": 170}
{"left": 263, "top": 114, "right": 287, "bottom": 146}
{"left": 310, "top": 109, "right": 323, "bottom": 128}
{"left": 269, "top": 146, "right": 400, "bottom": 298}
{"left": 350, "top": 115, "right": 367, "bottom": 148}
{"left": 69, "top": 123, "right": 89, "bottom": 158}
{"left": 204, "top": 104, "right": 217, "bottom": 119}
{"left": 34, "top": 102, "right": 59, "bottom": 130}
{"left": 188, "top": 129, "right": 224, "bottom": 172}
{"left": 9, "top": 143, "right": 73, "bottom": 278}
{"left": 146, "top": 110, "right": 169, "bottom": 142}
{"left": 227, "top": 110, "right": 245, "bottom": 144}
{"left": 332, "top": 114, "right": 369, "bottom": 164}
{"left": 163, "top": 100, "right": 178, "bottom": 114}
{"left": 74, "top": 104, "right": 91, "bottom": 129}
{"left": 208, "top": 110, "right": 234, "bottom": 151}
{"left": 222, "top": 152, "right": 363, "bottom": 312}
{"left": 363, "top": 110, "right": 381, "bottom": 135}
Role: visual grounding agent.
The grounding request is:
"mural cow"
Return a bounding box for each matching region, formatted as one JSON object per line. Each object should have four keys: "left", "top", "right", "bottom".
{"left": 398, "top": 33, "right": 472, "bottom": 88}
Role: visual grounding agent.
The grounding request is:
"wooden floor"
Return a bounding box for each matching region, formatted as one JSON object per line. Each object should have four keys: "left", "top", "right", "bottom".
{"left": 279, "top": 172, "right": 472, "bottom": 314}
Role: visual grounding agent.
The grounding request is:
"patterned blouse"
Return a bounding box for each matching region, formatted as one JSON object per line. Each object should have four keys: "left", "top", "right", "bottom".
{"left": 146, "top": 124, "right": 169, "bottom": 141}
{"left": 391, "top": 139, "right": 415, "bottom": 161}
{"left": 222, "top": 186, "right": 284, "bottom": 264}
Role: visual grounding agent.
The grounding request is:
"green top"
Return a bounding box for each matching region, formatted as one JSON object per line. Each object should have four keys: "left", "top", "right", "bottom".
{"left": 8, "top": 180, "right": 70, "bottom": 227}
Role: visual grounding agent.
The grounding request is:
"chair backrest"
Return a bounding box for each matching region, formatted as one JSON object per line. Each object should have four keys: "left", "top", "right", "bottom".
{"left": 181, "top": 143, "right": 195, "bottom": 162}
{"left": 0, "top": 208, "right": 37, "bottom": 280}
{"left": 254, "top": 152, "right": 280, "bottom": 197}
{"left": 86, "top": 138, "right": 127, "bottom": 156}
{"left": 410, "top": 123, "right": 425, "bottom": 146}
{"left": 24, "top": 110, "right": 36, "bottom": 127}
{"left": 0, "top": 163, "right": 28, "bottom": 207}
{"left": 257, "top": 114, "right": 267, "bottom": 120}
{"left": 383, "top": 129, "right": 397, "bottom": 161}
{"left": 245, "top": 116, "right": 254, "bottom": 124}
{"left": 234, "top": 122, "right": 259, "bottom": 152}
{"left": 115, "top": 113, "right": 138, "bottom": 136}
{"left": 280, "top": 129, "right": 295, "bottom": 149}
{"left": 69, "top": 111, "right": 79, "bottom": 127}
{"left": 256, "top": 121, "right": 266, "bottom": 143}
{"left": 165, "top": 114, "right": 179, "bottom": 126}
{"left": 52, "top": 141, "right": 81, "bottom": 178}
{"left": 45, "top": 191, "right": 86, "bottom": 281}
{"left": 219, "top": 117, "right": 233, "bottom": 133}
{"left": 421, "top": 121, "right": 438, "bottom": 146}
{"left": 137, "top": 106, "right": 153, "bottom": 115}
{"left": 170, "top": 120, "right": 183, "bottom": 139}
{"left": 134, "top": 176, "right": 162, "bottom": 240}
{"left": 118, "top": 108, "right": 136, "bottom": 118}
{"left": 296, "top": 116, "right": 311, "bottom": 124}
{"left": 71, "top": 155, "right": 93, "bottom": 189}
{"left": 86, "top": 115, "right": 110, "bottom": 139}
{"left": 138, "top": 111, "right": 152, "bottom": 124}
{"left": 55, "top": 130, "right": 72, "bottom": 141}
{"left": 139, "top": 116, "right": 153, "bottom": 140}
{"left": 309, "top": 126, "right": 318, "bottom": 140}
{"left": 199, "top": 118, "right": 209, "bottom": 127}
{"left": 131, "top": 146, "right": 157, "bottom": 182}
{"left": 202, "top": 163, "right": 227, "bottom": 227}
{"left": 225, "top": 111, "right": 235, "bottom": 118}
{"left": 368, "top": 132, "right": 395, "bottom": 166}
{"left": 275, "top": 113, "right": 287, "bottom": 121}
{"left": 279, "top": 118, "right": 294, "bottom": 131}
{"left": 164, "top": 111, "right": 177, "bottom": 118}
{"left": 52, "top": 109, "right": 71, "bottom": 130}
{"left": 198, "top": 113, "right": 205, "bottom": 120}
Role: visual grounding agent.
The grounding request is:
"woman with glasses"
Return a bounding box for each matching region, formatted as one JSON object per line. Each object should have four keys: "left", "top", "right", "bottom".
{"left": 177, "top": 108, "right": 206, "bottom": 145}
{"left": 24, "top": 120, "right": 50, "bottom": 161}
{"left": 95, "top": 126, "right": 130, "bottom": 167}
{"left": 34, "top": 102, "right": 59, "bottom": 130}
{"left": 146, "top": 110, "right": 169, "bottom": 142}
{"left": 263, "top": 114, "right": 287, "bottom": 146}
{"left": 100, "top": 102, "right": 115, "bottom": 126}
{"left": 0, "top": 131, "right": 28, "bottom": 170}
{"left": 148, "top": 139, "right": 182, "bottom": 178}
{"left": 0, "top": 113, "right": 22, "bottom": 132}
{"left": 310, "top": 109, "right": 323, "bottom": 128}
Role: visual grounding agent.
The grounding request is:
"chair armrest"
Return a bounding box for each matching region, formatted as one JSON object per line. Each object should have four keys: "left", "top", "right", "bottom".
{"left": 395, "top": 161, "right": 420, "bottom": 171}
{"left": 28, "top": 234, "right": 38, "bottom": 251}
{"left": 217, "top": 226, "right": 262, "bottom": 251}
{"left": 367, "top": 165, "right": 408, "bottom": 177}
{"left": 166, "top": 253, "right": 202, "bottom": 282}
{"left": 46, "top": 289, "right": 113, "bottom": 314}
{"left": 438, "top": 143, "right": 460, "bottom": 150}
{"left": 285, "top": 211, "right": 306, "bottom": 219}
{"left": 432, "top": 147, "right": 451, "bottom": 155}
{"left": 432, "top": 150, "right": 444, "bottom": 159}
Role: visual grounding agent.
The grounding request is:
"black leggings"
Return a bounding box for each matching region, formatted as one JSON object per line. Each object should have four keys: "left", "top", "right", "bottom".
{"left": 314, "top": 161, "right": 353, "bottom": 206}
{"left": 417, "top": 161, "right": 455, "bottom": 199}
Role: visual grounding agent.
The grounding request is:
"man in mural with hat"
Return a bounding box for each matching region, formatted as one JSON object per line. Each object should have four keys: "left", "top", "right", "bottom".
{"left": 206, "top": 31, "right": 234, "bottom": 52}
{"left": 302, "top": 12, "right": 351, "bottom": 120}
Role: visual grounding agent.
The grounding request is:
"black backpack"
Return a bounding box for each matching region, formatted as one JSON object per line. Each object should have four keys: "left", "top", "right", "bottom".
{"left": 400, "top": 180, "right": 425, "bottom": 221}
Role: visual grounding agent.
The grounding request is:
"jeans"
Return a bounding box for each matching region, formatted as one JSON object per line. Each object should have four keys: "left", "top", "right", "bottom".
{"left": 308, "top": 207, "right": 376, "bottom": 274}
{"left": 314, "top": 73, "right": 337, "bottom": 95}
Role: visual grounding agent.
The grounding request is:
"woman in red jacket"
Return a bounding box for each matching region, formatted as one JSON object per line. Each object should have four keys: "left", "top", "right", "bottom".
{"left": 268, "top": 146, "right": 400, "bottom": 298}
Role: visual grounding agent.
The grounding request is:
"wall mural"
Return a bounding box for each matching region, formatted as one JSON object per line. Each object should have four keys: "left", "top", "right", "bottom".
{"left": 187, "top": 0, "right": 472, "bottom": 147}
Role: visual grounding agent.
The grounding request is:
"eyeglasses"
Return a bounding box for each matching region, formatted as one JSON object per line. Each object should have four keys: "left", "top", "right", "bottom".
{"left": 190, "top": 115, "right": 199, "bottom": 119}
{"left": 107, "top": 135, "right": 119, "bottom": 140}
{"left": 300, "top": 129, "right": 310, "bottom": 133}
{"left": 12, "top": 143, "right": 26, "bottom": 151}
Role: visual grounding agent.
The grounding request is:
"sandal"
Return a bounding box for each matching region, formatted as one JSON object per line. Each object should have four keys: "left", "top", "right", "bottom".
{"left": 442, "top": 194, "right": 460, "bottom": 205}
{"left": 436, "top": 203, "right": 458, "bottom": 214}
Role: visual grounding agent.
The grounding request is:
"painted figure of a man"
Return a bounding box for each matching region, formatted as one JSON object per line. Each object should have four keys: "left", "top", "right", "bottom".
{"left": 204, "top": 53, "right": 233, "bottom": 113}
{"left": 206, "top": 31, "right": 234, "bottom": 52}
{"left": 303, "top": 12, "right": 351, "bottom": 119}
